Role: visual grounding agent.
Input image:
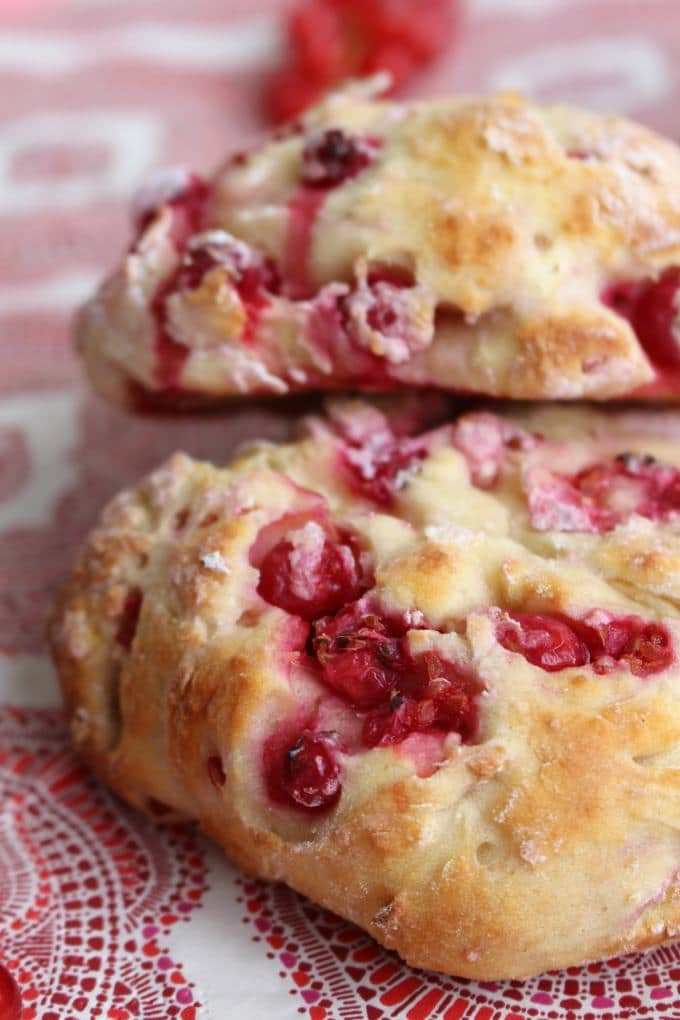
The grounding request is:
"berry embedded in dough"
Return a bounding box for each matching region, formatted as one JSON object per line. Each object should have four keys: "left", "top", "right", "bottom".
{"left": 49, "top": 398, "right": 680, "bottom": 981}
{"left": 76, "top": 80, "right": 680, "bottom": 410}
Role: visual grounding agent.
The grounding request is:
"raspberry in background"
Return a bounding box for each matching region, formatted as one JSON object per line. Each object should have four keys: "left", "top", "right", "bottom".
{"left": 264, "top": 0, "right": 458, "bottom": 123}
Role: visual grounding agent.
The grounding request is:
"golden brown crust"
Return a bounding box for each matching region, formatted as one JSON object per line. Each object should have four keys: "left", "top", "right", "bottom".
{"left": 76, "top": 81, "right": 680, "bottom": 407}
{"left": 49, "top": 400, "right": 680, "bottom": 979}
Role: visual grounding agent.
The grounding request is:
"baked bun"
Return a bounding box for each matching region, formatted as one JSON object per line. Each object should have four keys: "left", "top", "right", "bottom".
{"left": 49, "top": 398, "right": 680, "bottom": 980}
{"left": 77, "top": 79, "right": 680, "bottom": 410}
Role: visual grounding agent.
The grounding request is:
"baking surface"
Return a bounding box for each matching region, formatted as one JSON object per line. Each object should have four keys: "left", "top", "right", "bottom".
{"left": 2, "top": 1, "right": 680, "bottom": 1016}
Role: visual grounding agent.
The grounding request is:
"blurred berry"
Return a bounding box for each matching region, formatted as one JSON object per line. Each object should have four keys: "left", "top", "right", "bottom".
{"left": 264, "top": 0, "right": 458, "bottom": 123}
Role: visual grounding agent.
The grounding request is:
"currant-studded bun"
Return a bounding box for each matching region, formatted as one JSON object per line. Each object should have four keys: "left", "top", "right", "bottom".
{"left": 49, "top": 398, "right": 680, "bottom": 980}
{"left": 76, "top": 77, "right": 680, "bottom": 410}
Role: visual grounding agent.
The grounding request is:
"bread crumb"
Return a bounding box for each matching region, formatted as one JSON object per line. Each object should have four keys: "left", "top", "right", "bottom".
{"left": 62, "top": 609, "right": 91, "bottom": 659}
{"left": 70, "top": 706, "right": 91, "bottom": 745}
{"left": 200, "top": 551, "right": 231, "bottom": 574}
{"left": 520, "top": 839, "right": 547, "bottom": 866}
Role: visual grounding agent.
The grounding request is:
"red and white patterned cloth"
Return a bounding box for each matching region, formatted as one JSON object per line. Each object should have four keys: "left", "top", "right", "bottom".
{"left": 2, "top": 2, "right": 680, "bottom": 1017}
